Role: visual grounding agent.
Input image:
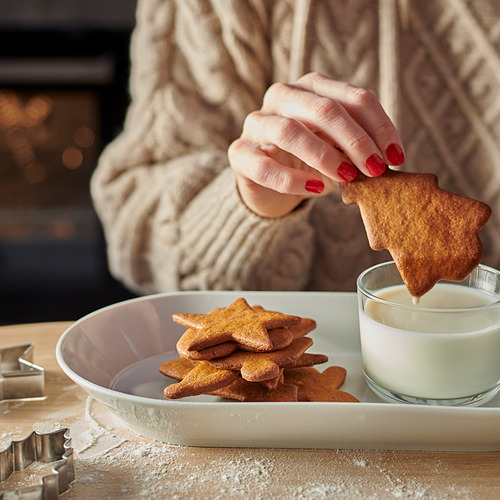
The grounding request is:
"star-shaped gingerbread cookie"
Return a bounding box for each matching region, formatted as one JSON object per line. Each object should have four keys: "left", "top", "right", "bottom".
{"left": 205, "top": 337, "right": 314, "bottom": 382}
{"left": 284, "top": 366, "right": 359, "bottom": 402}
{"left": 176, "top": 312, "right": 316, "bottom": 361}
{"left": 340, "top": 169, "right": 491, "bottom": 297}
{"left": 159, "top": 357, "right": 298, "bottom": 401}
{"left": 176, "top": 326, "right": 293, "bottom": 361}
{"left": 161, "top": 358, "right": 238, "bottom": 399}
{"left": 213, "top": 378, "right": 298, "bottom": 402}
{"left": 172, "top": 298, "right": 301, "bottom": 351}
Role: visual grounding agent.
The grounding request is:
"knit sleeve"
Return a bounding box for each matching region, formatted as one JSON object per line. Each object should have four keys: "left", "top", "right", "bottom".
{"left": 91, "top": 0, "right": 315, "bottom": 294}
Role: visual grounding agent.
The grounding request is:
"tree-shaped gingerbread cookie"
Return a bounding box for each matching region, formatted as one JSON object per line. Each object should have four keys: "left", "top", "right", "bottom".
{"left": 340, "top": 169, "right": 491, "bottom": 297}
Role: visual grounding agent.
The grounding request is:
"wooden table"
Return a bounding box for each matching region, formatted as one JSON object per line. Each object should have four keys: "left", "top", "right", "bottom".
{"left": 1, "top": 322, "right": 499, "bottom": 499}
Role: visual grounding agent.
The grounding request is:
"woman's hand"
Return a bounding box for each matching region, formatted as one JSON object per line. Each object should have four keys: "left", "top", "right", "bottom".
{"left": 228, "top": 73, "right": 405, "bottom": 218}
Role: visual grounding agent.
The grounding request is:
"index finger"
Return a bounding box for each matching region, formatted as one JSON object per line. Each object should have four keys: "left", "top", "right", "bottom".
{"left": 296, "top": 74, "right": 405, "bottom": 167}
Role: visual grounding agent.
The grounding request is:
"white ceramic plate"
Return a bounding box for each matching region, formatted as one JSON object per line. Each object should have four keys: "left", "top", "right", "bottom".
{"left": 56, "top": 291, "right": 500, "bottom": 450}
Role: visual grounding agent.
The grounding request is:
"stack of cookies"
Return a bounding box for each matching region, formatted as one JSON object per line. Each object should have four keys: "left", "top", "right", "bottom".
{"left": 159, "top": 298, "right": 358, "bottom": 402}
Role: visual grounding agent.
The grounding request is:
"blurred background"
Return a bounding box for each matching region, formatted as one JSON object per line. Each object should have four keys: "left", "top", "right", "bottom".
{"left": 0, "top": 0, "right": 138, "bottom": 324}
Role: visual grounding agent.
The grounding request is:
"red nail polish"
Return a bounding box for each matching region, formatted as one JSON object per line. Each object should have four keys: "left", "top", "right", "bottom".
{"left": 337, "top": 162, "right": 357, "bottom": 182}
{"left": 365, "top": 154, "right": 386, "bottom": 176}
{"left": 386, "top": 143, "right": 405, "bottom": 165}
{"left": 305, "top": 179, "right": 324, "bottom": 194}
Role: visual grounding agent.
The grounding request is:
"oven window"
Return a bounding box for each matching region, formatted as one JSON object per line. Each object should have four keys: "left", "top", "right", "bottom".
{"left": 0, "top": 4, "right": 137, "bottom": 323}
{"left": 0, "top": 88, "right": 100, "bottom": 237}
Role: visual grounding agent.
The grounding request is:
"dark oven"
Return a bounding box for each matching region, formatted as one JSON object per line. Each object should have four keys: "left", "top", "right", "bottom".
{"left": 0, "top": 0, "right": 137, "bottom": 324}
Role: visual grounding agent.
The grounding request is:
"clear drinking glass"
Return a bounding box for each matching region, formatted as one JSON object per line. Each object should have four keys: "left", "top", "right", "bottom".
{"left": 357, "top": 261, "right": 500, "bottom": 406}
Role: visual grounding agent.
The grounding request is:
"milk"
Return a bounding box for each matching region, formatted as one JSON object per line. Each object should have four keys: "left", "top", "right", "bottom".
{"left": 359, "top": 283, "right": 500, "bottom": 400}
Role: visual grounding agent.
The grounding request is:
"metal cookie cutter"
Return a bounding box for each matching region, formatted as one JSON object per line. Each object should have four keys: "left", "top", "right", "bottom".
{"left": 0, "top": 428, "right": 75, "bottom": 499}
{"left": 0, "top": 344, "right": 45, "bottom": 402}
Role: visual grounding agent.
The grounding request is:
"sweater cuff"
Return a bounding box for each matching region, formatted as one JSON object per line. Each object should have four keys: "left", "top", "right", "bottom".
{"left": 174, "top": 168, "right": 315, "bottom": 290}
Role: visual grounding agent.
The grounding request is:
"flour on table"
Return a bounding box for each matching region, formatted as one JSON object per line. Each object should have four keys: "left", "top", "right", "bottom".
{"left": 0, "top": 396, "right": 467, "bottom": 500}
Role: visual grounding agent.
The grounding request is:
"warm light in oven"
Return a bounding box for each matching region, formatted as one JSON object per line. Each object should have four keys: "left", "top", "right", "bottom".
{"left": 25, "top": 162, "right": 46, "bottom": 184}
{"left": 24, "top": 95, "right": 52, "bottom": 125}
{"left": 0, "top": 86, "right": 100, "bottom": 211}
{"left": 62, "top": 146, "right": 83, "bottom": 170}
{"left": 0, "top": 89, "right": 53, "bottom": 184}
{"left": 74, "top": 126, "right": 95, "bottom": 148}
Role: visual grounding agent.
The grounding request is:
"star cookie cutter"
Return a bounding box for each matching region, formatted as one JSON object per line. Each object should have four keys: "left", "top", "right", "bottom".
{"left": 0, "top": 428, "right": 75, "bottom": 499}
{"left": 0, "top": 344, "right": 45, "bottom": 402}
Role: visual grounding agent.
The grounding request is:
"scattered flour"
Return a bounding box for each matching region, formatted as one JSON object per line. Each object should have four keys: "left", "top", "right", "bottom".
{"left": 1, "top": 397, "right": 475, "bottom": 499}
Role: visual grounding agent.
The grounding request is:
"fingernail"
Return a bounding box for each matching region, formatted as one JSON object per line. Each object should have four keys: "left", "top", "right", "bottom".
{"left": 386, "top": 143, "right": 405, "bottom": 165}
{"left": 337, "top": 162, "right": 357, "bottom": 182}
{"left": 305, "top": 179, "right": 324, "bottom": 194}
{"left": 365, "top": 154, "right": 386, "bottom": 176}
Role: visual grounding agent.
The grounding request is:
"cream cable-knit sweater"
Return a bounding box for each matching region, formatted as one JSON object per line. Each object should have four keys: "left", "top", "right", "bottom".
{"left": 91, "top": 0, "right": 500, "bottom": 295}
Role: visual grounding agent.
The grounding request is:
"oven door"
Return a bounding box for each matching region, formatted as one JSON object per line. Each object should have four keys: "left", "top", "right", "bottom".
{"left": 0, "top": 16, "right": 136, "bottom": 323}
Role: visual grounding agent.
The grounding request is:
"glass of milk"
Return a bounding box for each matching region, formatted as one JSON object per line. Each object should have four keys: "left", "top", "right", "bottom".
{"left": 357, "top": 261, "right": 500, "bottom": 406}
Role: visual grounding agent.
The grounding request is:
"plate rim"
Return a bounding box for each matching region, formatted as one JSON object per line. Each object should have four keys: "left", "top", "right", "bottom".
{"left": 56, "top": 289, "right": 500, "bottom": 414}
